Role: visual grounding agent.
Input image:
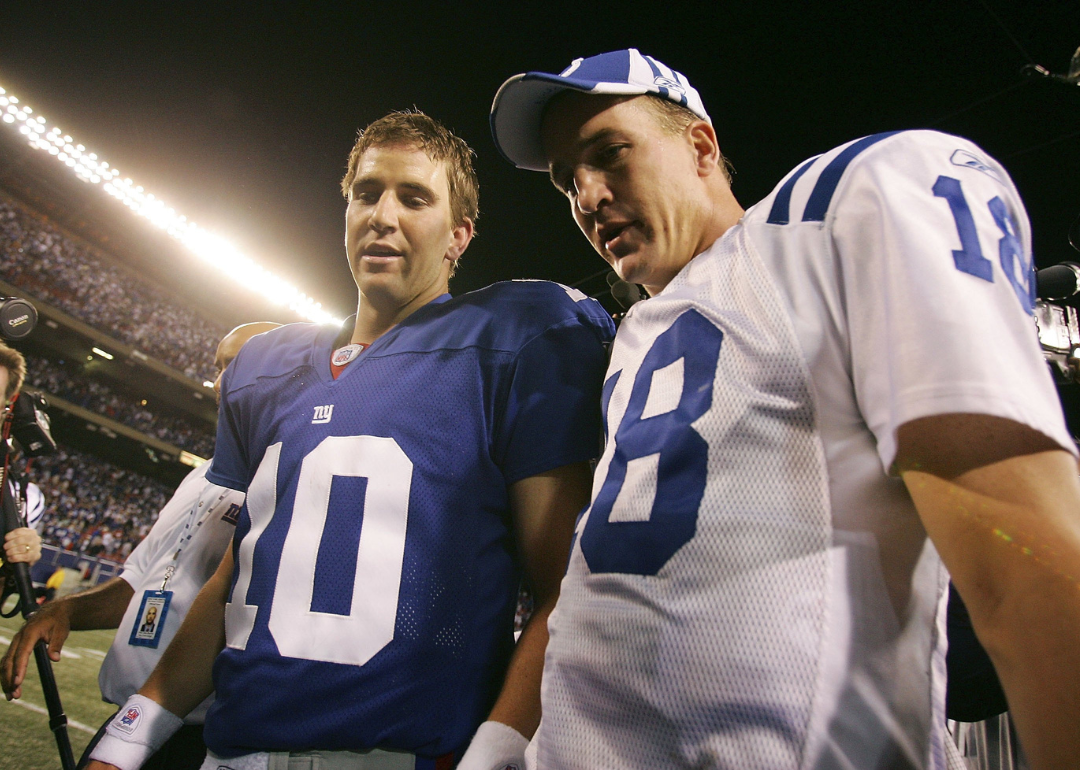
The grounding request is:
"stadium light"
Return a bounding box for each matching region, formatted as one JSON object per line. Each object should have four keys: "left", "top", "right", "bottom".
{"left": 0, "top": 82, "right": 344, "bottom": 325}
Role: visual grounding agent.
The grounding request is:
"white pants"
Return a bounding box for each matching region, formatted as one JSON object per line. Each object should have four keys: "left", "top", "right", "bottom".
{"left": 201, "top": 747, "right": 420, "bottom": 770}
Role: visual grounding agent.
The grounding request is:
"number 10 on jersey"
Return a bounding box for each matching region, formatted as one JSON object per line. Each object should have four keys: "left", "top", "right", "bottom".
{"left": 225, "top": 436, "right": 413, "bottom": 667}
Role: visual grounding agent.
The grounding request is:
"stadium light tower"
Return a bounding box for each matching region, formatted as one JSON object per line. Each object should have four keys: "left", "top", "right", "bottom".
{"left": 0, "top": 83, "right": 343, "bottom": 325}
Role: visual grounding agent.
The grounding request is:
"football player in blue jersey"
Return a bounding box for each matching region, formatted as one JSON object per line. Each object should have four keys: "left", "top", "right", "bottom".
{"left": 491, "top": 50, "right": 1080, "bottom": 768}
{"left": 87, "top": 111, "right": 614, "bottom": 770}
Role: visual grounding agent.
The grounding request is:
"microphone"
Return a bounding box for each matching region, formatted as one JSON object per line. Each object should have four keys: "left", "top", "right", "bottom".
{"left": 609, "top": 277, "right": 644, "bottom": 309}
{"left": 1036, "top": 262, "right": 1080, "bottom": 300}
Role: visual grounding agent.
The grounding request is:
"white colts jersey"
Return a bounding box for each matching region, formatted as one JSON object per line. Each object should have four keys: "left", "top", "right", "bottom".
{"left": 538, "top": 131, "right": 1075, "bottom": 769}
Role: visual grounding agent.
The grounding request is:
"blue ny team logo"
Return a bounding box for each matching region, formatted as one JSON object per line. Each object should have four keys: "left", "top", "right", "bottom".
{"left": 581, "top": 310, "right": 723, "bottom": 576}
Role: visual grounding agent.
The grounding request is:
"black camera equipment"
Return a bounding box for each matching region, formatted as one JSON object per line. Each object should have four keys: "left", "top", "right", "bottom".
{"left": 0, "top": 296, "right": 37, "bottom": 341}
{"left": 11, "top": 390, "right": 58, "bottom": 458}
{"left": 0, "top": 298, "right": 75, "bottom": 770}
{"left": 1035, "top": 262, "right": 1080, "bottom": 385}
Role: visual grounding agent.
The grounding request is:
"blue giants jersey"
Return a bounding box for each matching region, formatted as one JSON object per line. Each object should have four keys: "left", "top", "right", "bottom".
{"left": 203, "top": 280, "right": 614, "bottom": 758}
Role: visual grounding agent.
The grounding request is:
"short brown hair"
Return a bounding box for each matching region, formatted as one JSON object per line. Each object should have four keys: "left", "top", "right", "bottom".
{"left": 641, "top": 95, "right": 735, "bottom": 184}
{"left": 341, "top": 110, "right": 479, "bottom": 231}
{"left": 0, "top": 343, "right": 26, "bottom": 402}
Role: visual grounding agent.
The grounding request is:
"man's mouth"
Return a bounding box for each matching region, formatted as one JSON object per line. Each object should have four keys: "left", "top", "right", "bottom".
{"left": 598, "top": 222, "right": 636, "bottom": 255}
{"left": 362, "top": 244, "right": 405, "bottom": 262}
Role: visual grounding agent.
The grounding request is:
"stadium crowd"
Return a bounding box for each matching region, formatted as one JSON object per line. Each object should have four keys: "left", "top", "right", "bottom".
{"left": 26, "top": 445, "right": 173, "bottom": 563}
{"left": 0, "top": 194, "right": 227, "bottom": 383}
{"left": 25, "top": 353, "right": 216, "bottom": 458}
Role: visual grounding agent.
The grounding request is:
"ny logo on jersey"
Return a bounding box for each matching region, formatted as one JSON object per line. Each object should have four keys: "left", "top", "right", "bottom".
{"left": 312, "top": 404, "right": 334, "bottom": 424}
{"left": 221, "top": 502, "right": 242, "bottom": 525}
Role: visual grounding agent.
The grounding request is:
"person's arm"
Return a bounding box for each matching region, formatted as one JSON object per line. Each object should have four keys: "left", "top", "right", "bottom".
{"left": 140, "top": 544, "right": 232, "bottom": 714}
{"left": 896, "top": 413, "right": 1080, "bottom": 770}
{"left": 2, "top": 575, "right": 134, "bottom": 700}
{"left": 457, "top": 461, "right": 591, "bottom": 769}
{"left": 84, "top": 547, "right": 234, "bottom": 770}
{"left": 490, "top": 461, "right": 590, "bottom": 733}
{"left": 2, "top": 526, "right": 42, "bottom": 565}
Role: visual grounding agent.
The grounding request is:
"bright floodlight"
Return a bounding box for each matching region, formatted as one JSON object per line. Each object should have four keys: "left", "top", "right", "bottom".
{"left": 0, "top": 79, "right": 343, "bottom": 326}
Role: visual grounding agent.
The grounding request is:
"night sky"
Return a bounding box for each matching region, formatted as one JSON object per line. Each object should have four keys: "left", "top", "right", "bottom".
{"left": 0, "top": 2, "right": 1077, "bottom": 318}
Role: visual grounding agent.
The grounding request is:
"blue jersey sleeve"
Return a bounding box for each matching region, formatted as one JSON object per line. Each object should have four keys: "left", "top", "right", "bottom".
{"left": 494, "top": 309, "right": 612, "bottom": 484}
{"left": 205, "top": 358, "right": 250, "bottom": 492}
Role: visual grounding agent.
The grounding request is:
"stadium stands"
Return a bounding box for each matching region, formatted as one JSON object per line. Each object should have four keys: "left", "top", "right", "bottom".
{"left": 0, "top": 194, "right": 227, "bottom": 384}
{"left": 25, "top": 353, "right": 215, "bottom": 458}
{"left": 0, "top": 188, "right": 235, "bottom": 565}
{"left": 27, "top": 445, "right": 172, "bottom": 564}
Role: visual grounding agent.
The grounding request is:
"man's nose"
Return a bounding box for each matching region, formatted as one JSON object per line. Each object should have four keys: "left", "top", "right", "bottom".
{"left": 369, "top": 194, "right": 399, "bottom": 233}
{"left": 574, "top": 168, "right": 611, "bottom": 215}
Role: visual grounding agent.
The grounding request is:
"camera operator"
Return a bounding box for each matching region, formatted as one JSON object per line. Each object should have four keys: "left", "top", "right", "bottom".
{"left": 1, "top": 322, "right": 278, "bottom": 770}
{"left": 0, "top": 342, "right": 42, "bottom": 570}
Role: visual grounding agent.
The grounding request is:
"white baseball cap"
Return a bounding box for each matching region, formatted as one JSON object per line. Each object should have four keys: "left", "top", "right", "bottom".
{"left": 490, "top": 48, "right": 711, "bottom": 172}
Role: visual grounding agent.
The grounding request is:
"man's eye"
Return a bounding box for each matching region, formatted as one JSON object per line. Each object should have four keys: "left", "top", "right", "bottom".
{"left": 352, "top": 191, "right": 378, "bottom": 204}
{"left": 598, "top": 144, "right": 626, "bottom": 162}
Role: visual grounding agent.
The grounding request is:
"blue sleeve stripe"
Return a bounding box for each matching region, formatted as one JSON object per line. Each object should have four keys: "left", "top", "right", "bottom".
{"left": 766, "top": 158, "right": 818, "bottom": 225}
{"left": 801, "top": 131, "right": 903, "bottom": 222}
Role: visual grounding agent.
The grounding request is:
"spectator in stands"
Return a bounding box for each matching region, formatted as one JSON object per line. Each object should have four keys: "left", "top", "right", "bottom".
{"left": 0, "top": 342, "right": 43, "bottom": 569}
{"left": 1, "top": 321, "right": 279, "bottom": 770}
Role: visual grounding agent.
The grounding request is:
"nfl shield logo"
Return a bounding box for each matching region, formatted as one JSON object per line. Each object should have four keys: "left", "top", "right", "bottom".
{"left": 115, "top": 704, "right": 142, "bottom": 734}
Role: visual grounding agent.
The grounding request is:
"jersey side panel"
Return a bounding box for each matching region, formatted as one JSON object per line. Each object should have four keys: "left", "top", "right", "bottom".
{"left": 540, "top": 230, "right": 831, "bottom": 768}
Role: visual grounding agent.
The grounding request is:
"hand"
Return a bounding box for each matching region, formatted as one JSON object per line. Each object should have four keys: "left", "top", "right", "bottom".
{"left": 3, "top": 527, "right": 41, "bottom": 565}
{"left": 1, "top": 599, "right": 72, "bottom": 700}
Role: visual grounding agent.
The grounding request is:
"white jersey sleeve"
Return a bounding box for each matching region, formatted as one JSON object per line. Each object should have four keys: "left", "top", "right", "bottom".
{"left": 5, "top": 478, "right": 45, "bottom": 531}
{"left": 825, "top": 130, "right": 1073, "bottom": 466}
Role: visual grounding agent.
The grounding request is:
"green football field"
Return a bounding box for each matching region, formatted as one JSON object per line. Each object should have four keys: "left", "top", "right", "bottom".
{"left": 0, "top": 608, "right": 119, "bottom": 770}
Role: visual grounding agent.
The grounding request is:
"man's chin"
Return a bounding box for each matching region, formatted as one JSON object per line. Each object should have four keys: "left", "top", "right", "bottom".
{"left": 610, "top": 253, "right": 647, "bottom": 286}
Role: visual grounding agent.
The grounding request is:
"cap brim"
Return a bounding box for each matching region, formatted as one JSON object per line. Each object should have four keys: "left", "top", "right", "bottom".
{"left": 490, "top": 72, "right": 651, "bottom": 172}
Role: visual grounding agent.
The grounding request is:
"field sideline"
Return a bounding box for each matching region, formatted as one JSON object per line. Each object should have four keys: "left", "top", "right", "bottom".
{"left": 0, "top": 607, "right": 120, "bottom": 769}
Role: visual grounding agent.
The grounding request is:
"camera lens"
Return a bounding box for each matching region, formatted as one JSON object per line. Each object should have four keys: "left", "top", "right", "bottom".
{"left": 0, "top": 297, "right": 38, "bottom": 340}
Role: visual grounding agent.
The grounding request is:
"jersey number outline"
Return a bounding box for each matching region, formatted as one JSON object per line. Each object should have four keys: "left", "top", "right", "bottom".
{"left": 933, "top": 175, "right": 1034, "bottom": 314}
{"left": 580, "top": 310, "right": 723, "bottom": 575}
{"left": 225, "top": 435, "right": 413, "bottom": 666}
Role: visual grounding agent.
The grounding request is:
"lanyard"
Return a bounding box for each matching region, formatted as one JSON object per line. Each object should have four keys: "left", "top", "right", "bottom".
{"left": 160, "top": 485, "right": 230, "bottom": 591}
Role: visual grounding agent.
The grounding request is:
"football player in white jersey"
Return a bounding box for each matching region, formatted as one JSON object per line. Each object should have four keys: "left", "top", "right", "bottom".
{"left": 491, "top": 49, "right": 1080, "bottom": 769}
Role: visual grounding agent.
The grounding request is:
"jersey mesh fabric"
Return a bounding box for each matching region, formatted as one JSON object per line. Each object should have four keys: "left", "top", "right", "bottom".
{"left": 204, "top": 281, "right": 614, "bottom": 758}
{"left": 540, "top": 230, "right": 831, "bottom": 768}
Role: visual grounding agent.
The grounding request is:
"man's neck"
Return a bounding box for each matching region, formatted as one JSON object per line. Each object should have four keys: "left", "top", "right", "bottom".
{"left": 350, "top": 285, "right": 447, "bottom": 345}
{"left": 646, "top": 195, "right": 745, "bottom": 298}
{"left": 696, "top": 196, "right": 745, "bottom": 260}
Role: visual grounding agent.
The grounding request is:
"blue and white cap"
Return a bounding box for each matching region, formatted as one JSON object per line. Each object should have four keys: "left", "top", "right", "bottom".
{"left": 491, "top": 48, "right": 710, "bottom": 172}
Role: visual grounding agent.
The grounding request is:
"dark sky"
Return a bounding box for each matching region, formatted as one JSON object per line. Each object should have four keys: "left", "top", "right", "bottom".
{"left": 0, "top": 1, "right": 1077, "bottom": 318}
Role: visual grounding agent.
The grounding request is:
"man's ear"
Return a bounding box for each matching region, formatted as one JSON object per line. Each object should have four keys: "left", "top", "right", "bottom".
{"left": 446, "top": 217, "right": 475, "bottom": 263}
{"left": 687, "top": 120, "right": 722, "bottom": 179}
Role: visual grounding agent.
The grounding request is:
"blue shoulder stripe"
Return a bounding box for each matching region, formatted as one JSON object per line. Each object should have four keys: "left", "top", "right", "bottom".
{"left": 801, "top": 131, "right": 903, "bottom": 222}
{"left": 766, "top": 158, "right": 818, "bottom": 225}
